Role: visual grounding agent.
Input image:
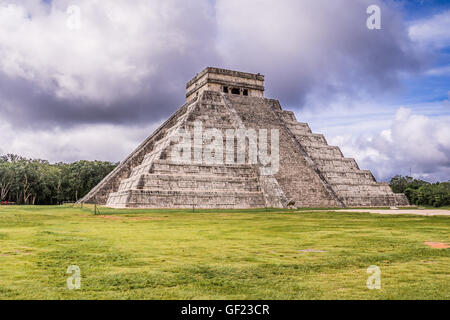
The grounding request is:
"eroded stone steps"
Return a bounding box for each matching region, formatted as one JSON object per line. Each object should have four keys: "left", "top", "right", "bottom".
{"left": 314, "top": 158, "right": 360, "bottom": 172}
{"left": 332, "top": 183, "right": 393, "bottom": 194}
{"left": 116, "top": 157, "right": 260, "bottom": 191}
{"left": 183, "top": 124, "right": 237, "bottom": 131}
{"left": 326, "top": 178, "right": 377, "bottom": 186}
{"left": 327, "top": 177, "right": 378, "bottom": 185}
{"left": 272, "top": 99, "right": 405, "bottom": 207}
{"left": 323, "top": 170, "right": 374, "bottom": 180}
{"left": 293, "top": 133, "right": 328, "bottom": 147}
{"left": 107, "top": 189, "right": 266, "bottom": 208}
{"left": 342, "top": 194, "right": 409, "bottom": 207}
{"left": 128, "top": 174, "right": 261, "bottom": 192}
{"left": 150, "top": 161, "right": 256, "bottom": 177}
{"left": 303, "top": 145, "right": 344, "bottom": 159}
{"left": 125, "top": 163, "right": 257, "bottom": 187}
{"left": 274, "top": 105, "right": 405, "bottom": 207}
{"left": 289, "top": 124, "right": 312, "bottom": 134}
{"left": 77, "top": 97, "right": 200, "bottom": 205}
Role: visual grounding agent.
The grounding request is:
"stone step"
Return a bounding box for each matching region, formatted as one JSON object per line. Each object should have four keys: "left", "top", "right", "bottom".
{"left": 150, "top": 161, "right": 257, "bottom": 177}
{"left": 333, "top": 182, "right": 392, "bottom": 191}
{"left": 312, "top": 155, "right": 358, "bottom": 162}
{"left": 334, "top": 185, "right": 394, "bottom": 196}
{"left": 341, "top": 194, "right": 409, "bottom": 207}
{"left": 278, "top": 110, "right": 297, "bottom": 123}
{"left": 106, "top": 189, "right": 266, "bottom": 209}
{"left": 303, "top": 145, "right": 343, "bottom": 159}
{"left": 130, "top": 174, "right": 261, "bottom": 192}
{"left": 197, "top": 101, "right": 227, "bottom": 107}
{"left": 331, "top": 181, "right": 390, "bottom": 190}
{"left": 133, "top": 146, "right": 260, "bottom": 177}
{"left": 117, "top": 177, "right": 140, "bottom": 191}
{"left": 183, "top": 123, "right": 237, "bottom": 131}
{"left": 289, "top": 123, "right": 312, "bottom": 134}
{"left": 328, "top": 179, "right": 378, "bottom": 186}
{"left": 294, "top": 133, "right": 328, "bottom": 147}
{"left": 130, "top": 163, "right": 154, "bottom": 177}
{"left": 227, "top": 95, "right": 259, "bottom": 105}
{"left": 314, "top": 158, "right": 360, "bottom": 172}
{"left": 324, "top": 169, "right": 373, "bottom": 175}
{"left": 323, "top": 171, "right": 375, "bottom": 185}
{"left": 191, "top": 105, "right": 229, "bottom": 113}
{"left": 188, "top": 117, "right": 232, "bottom": 125}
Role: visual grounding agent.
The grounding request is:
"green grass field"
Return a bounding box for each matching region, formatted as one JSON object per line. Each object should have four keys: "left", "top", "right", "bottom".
{"left": 0, "top": 205, "right": 448, "bottom": 300}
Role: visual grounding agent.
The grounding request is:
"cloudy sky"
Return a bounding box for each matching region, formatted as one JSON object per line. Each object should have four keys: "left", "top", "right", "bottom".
{"left": 0, "top": 0, "right": 449, "bottom": 182}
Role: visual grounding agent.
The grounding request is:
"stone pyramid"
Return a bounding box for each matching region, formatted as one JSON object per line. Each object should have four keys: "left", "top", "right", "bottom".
{"left": 79, "top": 67, "right": 408, "bottom": 208}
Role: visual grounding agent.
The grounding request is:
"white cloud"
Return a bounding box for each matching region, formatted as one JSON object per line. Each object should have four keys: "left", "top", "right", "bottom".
{"left": 215, "top": 0, "right": 422, "bottom": 107}
{"left": 0, "top": 0, "right": 216, "bottom": 102}
{"left": 0, "top": 120, "right": 160, "bottom": 163}
{"left": 409, "top": 10, "right": 450, "bottom": 48}
{"left": 326, "top": 107, "right": 450, "bottom": 181}
{"left": 426, "top": 64, "right": 450, "bottom": 76}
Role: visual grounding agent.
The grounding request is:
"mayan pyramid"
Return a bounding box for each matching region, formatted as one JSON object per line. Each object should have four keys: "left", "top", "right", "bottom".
{"left": 79, "top": 67, "right": 409, "bottom": 208}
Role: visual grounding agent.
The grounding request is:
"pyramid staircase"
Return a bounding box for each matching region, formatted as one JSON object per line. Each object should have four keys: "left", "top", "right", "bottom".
{"left": 270, "top": 101, "right": 408, "bottom": 207}
{"left": 106, "top": 91, "right": 267, "bottom": 208}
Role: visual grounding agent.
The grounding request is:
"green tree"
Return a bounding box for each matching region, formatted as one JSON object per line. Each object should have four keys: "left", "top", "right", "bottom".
{"left": 390, "top": 175, "right": 450, "bottom": 207}
{"left": 389, "top": 175, "right": 428, "bottom": 194}
{"left": 0, "top": 154, "right": 117, "bottom": 205}
{"left": 0, "top": 162, "right": 14, "bottom": 201}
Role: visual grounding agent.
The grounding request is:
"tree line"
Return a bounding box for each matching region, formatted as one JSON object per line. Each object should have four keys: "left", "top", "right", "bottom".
{"left": 0, "top": 154, "right": 117, "bottom": 205}
{"left": 390, "top": 175, "right": 450, "bottom": 207}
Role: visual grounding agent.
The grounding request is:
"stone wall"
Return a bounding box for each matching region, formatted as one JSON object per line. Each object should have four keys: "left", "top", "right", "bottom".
{"left": 186, "top": 67, "right": 265, "bottom": 101}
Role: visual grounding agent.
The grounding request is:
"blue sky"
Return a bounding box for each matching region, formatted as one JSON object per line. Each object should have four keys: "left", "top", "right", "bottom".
{"left": 0, "top": 0, "right": 449, "bottom": 182}
{"left": 395, "top": 0, "right": 450, "bottom": 106}
{"left": 401, "top": 0, "right": 450, "bottom": 19}
{"left": 296, "top": 0, "right": 450, "bottom": 181}
{"left": 402, "top": 0, "right": 450, "bottom": 105}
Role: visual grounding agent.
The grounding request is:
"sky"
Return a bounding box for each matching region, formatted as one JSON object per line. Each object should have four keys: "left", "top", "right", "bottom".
{"left": 0, "top": 0, "right": 449, "bottom": 182}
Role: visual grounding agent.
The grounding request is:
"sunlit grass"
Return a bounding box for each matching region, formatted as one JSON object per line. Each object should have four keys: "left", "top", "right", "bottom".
{"left": 0, "top": 205, "right": 448, "bottom": 299}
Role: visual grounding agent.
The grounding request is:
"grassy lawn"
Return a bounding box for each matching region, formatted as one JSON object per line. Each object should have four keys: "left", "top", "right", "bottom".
{"left": 0, "top": 205, "right": 448, "bottom": 300}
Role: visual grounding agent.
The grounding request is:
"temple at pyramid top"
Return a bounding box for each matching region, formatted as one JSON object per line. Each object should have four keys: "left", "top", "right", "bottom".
{"left": 186, "top": 67, "right": 265, "bottom": 101}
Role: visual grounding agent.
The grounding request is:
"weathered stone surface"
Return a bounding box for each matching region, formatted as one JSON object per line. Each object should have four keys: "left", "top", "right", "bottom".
{"left": 186, "top": 67, "right": 264, "bottom": 102}
{"left": 79, "top": 67, "right": 409, "bottom": 208}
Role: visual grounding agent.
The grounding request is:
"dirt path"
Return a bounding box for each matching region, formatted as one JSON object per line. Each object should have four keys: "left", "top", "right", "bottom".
{"left": 334, "top": 209, "right": 450, "bottom": 216}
